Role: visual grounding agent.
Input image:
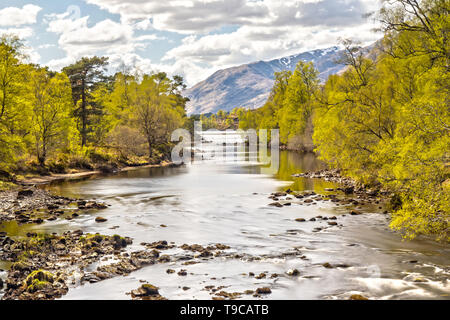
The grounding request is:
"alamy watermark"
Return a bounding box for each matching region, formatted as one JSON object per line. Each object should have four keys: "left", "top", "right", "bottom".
{"left": 171, "top": 122, "right": 280, "bottom": 174}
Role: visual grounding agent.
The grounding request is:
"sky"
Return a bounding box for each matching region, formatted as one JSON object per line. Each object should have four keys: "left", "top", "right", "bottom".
{"left": 0, "top": 0, "right": 383, "bottom": 87}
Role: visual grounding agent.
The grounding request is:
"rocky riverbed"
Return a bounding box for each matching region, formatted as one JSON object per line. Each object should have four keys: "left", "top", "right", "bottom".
{"left": 292, "top": 169, "right": 390, "bottom": 197}
{"left": 0, "top": 152, "right": 447, "bottom": 301}
{"left": 0, "top": 187, "right": 108, "bottom": 224}
{"left": 0, "top": 172, "right": 389, "bottom": 301}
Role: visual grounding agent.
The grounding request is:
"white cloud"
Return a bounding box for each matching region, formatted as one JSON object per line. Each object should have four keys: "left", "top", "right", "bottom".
{"left": 81, "top": 0, "right": 383, "bottom": 86}
{"left": 45, "top": 12, "right": 164, "bottom": 73}
{"left": 0, "top": 27, "right": 34, "bottom": 39}
{"left": 85, "top": 0, "right": 268, "bottom": 34}
{"left": 22, "top": 46, "right": 41, "bottom": 64}
{"left": 162, "top": 19, "right": 381, "bottom": 86}
{"left": 0, "top": 4, "right": 42, "bottom": 27}
{"left": 85, "top": 0, "right": 379, "bottom": 33}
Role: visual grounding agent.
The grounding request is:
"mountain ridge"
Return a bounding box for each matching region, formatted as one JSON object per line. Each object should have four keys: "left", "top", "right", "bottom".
{"left": 184, "top": 46, "right": 346, "bottom": 114}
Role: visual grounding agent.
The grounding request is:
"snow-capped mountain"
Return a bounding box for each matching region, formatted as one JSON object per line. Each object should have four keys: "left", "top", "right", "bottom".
{"left": 184, "top": 46, "right": 345, "bottom": 115}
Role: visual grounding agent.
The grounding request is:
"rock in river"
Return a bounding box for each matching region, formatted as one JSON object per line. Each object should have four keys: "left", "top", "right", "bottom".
{"left": 256, "top": 287, "right": 272, "bottom": 294}
{"left": 349, "top": 294, "right": 369, "bottom": 300}
{"left": 286, "top": 269, "right": 300, "bottom": 276}
{"left": 269, "top": 202, "right": 283, "bottom": 208}
{"left": 17, "top": 189, "right": 34, "bottom": 198}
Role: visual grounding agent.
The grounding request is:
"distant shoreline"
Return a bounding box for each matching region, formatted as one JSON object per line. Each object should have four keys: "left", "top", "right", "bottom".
{"left": 17, "top": 161, "right": 179, "bottom": 186}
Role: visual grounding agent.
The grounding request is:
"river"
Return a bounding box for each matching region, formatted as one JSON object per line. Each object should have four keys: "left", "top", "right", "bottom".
{"left": 0, "top": 132, "right": 448, "bottom": 300}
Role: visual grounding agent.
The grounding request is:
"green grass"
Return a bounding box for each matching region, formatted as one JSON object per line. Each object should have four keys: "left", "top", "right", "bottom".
{"left": 0, "top": 180, "right": 16, "bottom": 191}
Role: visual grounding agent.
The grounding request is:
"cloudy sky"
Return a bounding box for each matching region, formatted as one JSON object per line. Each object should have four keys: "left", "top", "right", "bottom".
{"left": 0, "top": 0, "right": 382, "bottom": 87}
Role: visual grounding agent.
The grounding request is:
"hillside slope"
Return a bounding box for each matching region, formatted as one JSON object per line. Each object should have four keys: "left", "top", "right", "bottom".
{"left": 184, "top": 47, "right": 345, "bottom": 114}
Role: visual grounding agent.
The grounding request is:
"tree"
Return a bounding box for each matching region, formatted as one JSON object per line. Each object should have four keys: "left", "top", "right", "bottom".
{"left": 313, "top": 0, "right": 449, "bottom": 240}
{"left": 170, "top": 75, "right": 190, "bottom": 116}
{"left": 111, "top": 73, "right": 184, "bottom": 159}
{"left": 0, "top": 35, "right": 29, "bottom": 167}
{"left": 30, "top": 69, "right": 74, "bottom": 165}
{"left": 63, "top": 56, "right": 109, "bottom": 147}
{"left": 279, "top": 61, "right": 318, "bottom": 145}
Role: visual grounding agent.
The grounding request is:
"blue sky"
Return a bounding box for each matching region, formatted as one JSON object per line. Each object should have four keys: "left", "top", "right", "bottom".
{"left": 0, "top": 0, "right": 382, "bottom": 87}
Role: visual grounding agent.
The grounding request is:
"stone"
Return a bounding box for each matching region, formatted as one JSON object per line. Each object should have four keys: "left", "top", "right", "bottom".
{"left": 286, "top": 269, "right": 300, "bottom": 276}
{"left": 18, "top": 189, "right": 34, "bottom": 198}
{"left": 349, "top": 294, "right": 369, "bottom": 300}
{"left": 132, "top": 284, "right": 159, "bottom": 297}
{"left": 55, "top": 243, "right": 66, "bottom": 251}
{"left": 256, "top": 287, "right": 271, "bottom": 294}
{"left": 269, "top": 202, "right": 283, "bottom": 208}
{"left": 255, "top": 273, "right": 266, "bottom": 279}
{"left": 177, "top": 270, "right": 187, "bottom": 276}
{"left": 95, "top": 217, "right": 108, "bottom": 223}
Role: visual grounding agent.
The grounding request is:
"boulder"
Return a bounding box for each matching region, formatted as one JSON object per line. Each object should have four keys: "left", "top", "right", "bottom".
{"left": 256, "top": 287, "right": 272, "bottom": 294}
{"left": 17, "top": 189, "right": 34, "bottom": 198}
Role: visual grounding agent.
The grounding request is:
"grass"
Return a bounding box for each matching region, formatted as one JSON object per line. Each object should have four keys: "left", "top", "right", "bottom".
{"left": 0, "top": 180, "right": 16, "bottom": 191}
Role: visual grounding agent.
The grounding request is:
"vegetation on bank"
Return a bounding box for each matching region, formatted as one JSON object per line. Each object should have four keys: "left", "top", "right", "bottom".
{"left": 238, "top": 62, "right": 316, "bottom": 152}
{"left": 239, "top": 0, "right": 449, "bottom": 241}
{"left": 0, "top": 39, "right": 189, "bottom": 179}
{"left": 188, "top": 109, "right": 241, "bottom": 131}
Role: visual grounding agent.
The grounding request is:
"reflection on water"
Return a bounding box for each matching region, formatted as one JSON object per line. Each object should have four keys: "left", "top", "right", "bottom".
{"left": 276, "top": 152, "right": 334, "bottom": 192}
{"left": 1, "top": 135, "right": 449, "bottom": 300}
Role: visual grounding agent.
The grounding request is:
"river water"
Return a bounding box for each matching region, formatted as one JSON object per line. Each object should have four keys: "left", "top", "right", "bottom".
{"left": 0, "top": 132, "right": 449, "bottom": 300}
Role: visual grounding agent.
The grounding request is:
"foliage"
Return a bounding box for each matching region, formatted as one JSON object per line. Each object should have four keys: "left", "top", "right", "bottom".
{"left": 236, "top": 0, "right": 449, "bottom": 240}
{"left": 0, "top": 35, "right": 29, "bottom": 167}
{"left": 238, "top": 64, "right": 318, "bottom": 151}
{"left": 0, "top": 36, "right": 189, "bottom": 172}
{"left": 29, "top": 68, "right": 74, "bottom": 165}
{"left": 313, "top": 0, "right": 449, "bottom": 240}
{"left": 62, "top": 56, "right": 110, "bottom": 147}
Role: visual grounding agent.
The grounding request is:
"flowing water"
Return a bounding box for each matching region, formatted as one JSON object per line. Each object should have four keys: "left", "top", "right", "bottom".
{"left": 0, "top": 132, "right": 449, "bottom": 300}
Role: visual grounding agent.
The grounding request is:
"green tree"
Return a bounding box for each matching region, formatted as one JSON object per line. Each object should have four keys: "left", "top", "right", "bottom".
{"left": 118, "top": 74, "right": 184, "bottom": 159}
{"left": 279, "top": 61, "right": 318, "bottom": 145}
{"left": 313, "top": 0, "right": 449, "bottom": 240}
{"left": 63, "top": 56, "right": 109, "bottom": 147}
{"left": 0, "top": 35, "right": 29, "bottom": 167}
{"left": 30, "top": 69, "right": 74, "bottom": 165}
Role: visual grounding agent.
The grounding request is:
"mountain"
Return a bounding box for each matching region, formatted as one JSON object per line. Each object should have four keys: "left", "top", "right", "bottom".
{"left": 184, "top": 46, "right": 346, "bottom": 115}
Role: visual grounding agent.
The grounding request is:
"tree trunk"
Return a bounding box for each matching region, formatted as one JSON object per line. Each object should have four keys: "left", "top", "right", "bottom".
{"left": 147, "top": 138, "right": 153, "bottom": 159}
{"left": 81, "top": 78, "right": 87, "bottom": 147}
{"left": 38, "top": 142, "right": 46, "bottom": 166}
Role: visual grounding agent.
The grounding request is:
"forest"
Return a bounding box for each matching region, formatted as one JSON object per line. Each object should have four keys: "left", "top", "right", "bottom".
{"left": 0, "top": 41, "right": 189, "bottom": 182}
{"left": 238, "top": 0, "right": 449, "bottom": 241}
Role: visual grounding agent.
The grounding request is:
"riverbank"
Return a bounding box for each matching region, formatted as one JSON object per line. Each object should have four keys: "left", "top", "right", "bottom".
{"left": 17, "top": 160, "right": 178, "bottom": 186}
{"left": 292, "top": 169, "right": 390, "bottom": 198}
{"left": 0, "top": 160, "right": 179, "bottom": 224}
{"left": 1, "top": 150, "right": 448, "bottom": 301}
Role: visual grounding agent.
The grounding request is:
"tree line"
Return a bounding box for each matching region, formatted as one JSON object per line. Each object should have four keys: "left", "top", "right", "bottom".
{"left": 239, "top": 0, "right": 449, "bottom": 241}
{"left": 0, "top": 39, "right": 188, "bottom": 175}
